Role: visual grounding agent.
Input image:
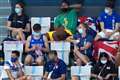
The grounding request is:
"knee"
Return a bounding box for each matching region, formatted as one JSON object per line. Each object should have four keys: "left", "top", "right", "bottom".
{"left": 36, "top": 58, "right": 43, "bottom": 66}
{"left": 25, "top": 55, "right": 32, "bottom": 65}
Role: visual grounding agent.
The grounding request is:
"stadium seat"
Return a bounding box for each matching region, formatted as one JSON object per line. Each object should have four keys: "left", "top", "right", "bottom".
{"left": 3, "top": 41, "right": 24, "bottom": 62}
{"left": 50, "top": 41, "right": 70, "bottom": 65}
{"left": 71, "top": 66, "right": 92, "bottom": 80}
{"left": 31, "top": 17, "right": 51, "bottom": 34}
{"left": 24, "top": 66, "right": 43, "bottom": 80}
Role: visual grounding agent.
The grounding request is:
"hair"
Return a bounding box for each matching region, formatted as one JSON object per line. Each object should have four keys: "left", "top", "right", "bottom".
{"left": 16, "top": 2, "right": 25, "bottom": 9}
{"left": 99, "top": 52, "right": 109, "bottom": 59}
{"left": 61, "top": 0, "right": 70, "bottom": 5}
{"left": 33, "top": 24, "right": 41, "bottom": 32}
{"left": 12, "top": 50, "right": 20, "bottom": 57}
{"left": 105, "top": 1, "right": 115, "bottom": 9}
{"left": 80, "top": 23, "right": 89, "bottom": 29}
{"left": 49, "top": 50, "right": 57, "bottom": 56}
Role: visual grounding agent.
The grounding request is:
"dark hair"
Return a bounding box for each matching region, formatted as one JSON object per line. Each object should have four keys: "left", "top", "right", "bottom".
{"left": 16, "top": 2, "right": 25, "bottom": 9}
{"left": 61, "top": 0, "right": 70, "bottom": 5}
{"left": 105, "top": 1, "right": 115, "bottom": 9}
{"left": 33, "top": 24, "right": 41, "bottom": 32}
{"left": 49, "top": 50, "right": 57, "bottom": 56}
{"left": 99, "top": 52, "right": 109, "bottom": 59}
{"left": 12, "top": 50, "right": 20, "bottom": 57}
{"left": 81, "top": 23, "right": 89, "bottom": 29}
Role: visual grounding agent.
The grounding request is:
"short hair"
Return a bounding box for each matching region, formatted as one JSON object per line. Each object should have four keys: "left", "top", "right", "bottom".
{"left": 99, "top": 52, "right": 109, "bottom": 58}
{"left": 49, "top": 50, "right": 57, "bottom": 56}
{"left": 16, "top": 2, "right": 25, "bottom": 9}
{"left": 80, "top": 23, "right": 89, "bottom": 29}
{"left": 61, "top": 0, "right": 70, "bottom": 5}
{"left": 33, "top": 24, "right": 41, "bottom": 32}
{"left": 105, "top": 1, "right": 115, "bottom": 9}
{"left": 12, "top": 50, "right": 20, "bottom": 57}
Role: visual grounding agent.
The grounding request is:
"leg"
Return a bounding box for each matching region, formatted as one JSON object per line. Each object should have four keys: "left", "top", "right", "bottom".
{"left": 25, "top": 55, "right": 33, "bottom": 65}
{"left": 17, "top": 31, "right": 25, "bottom": 41}
{"left": 72, "top": 75, "right": 79, "bottom": 80}
{"left": 35, "top": 56, "right": 44, "bottom": 66}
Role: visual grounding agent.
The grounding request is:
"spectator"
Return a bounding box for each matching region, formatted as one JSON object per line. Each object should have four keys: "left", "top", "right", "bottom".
{"left": 67, "top": 23, "right": 94, "bottom": 65}
{"left": 46, "top": 27, "right": 72, "bottom": 41}
{"left": 43, "top": 51, "right": 67, "bottom": 80}
{"left": 95, "top": 2, "right": 120, "bottom": 41}
{"left": 25, "top": 24, "right": 49, "bottom": 66}
{"left": 54, "top": 0, "right": 78, "bottom": 34}
{"left": 3, "top": 50, "right": 27, "bottom": 80}
{"left": 7, "top": 2, "right": 30, "bottom": 41}
{"left": 91, "top": 52, "right": 118, "bottom": 80}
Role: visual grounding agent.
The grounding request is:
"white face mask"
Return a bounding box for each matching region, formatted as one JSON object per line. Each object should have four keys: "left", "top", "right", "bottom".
{"left": 104, "top": 8, "right": 110, "bottom": 14}
{"left": 101, "top": 60, "right": 107, "bottom": 64}
{"left": 78, "top": 29, "right": 84, "bottom": 34}
{"left": 15, "top": 8, "right": 22, "bottom": 14}
{"left": 32, "top": 32, "right": 41, "bottom": 36}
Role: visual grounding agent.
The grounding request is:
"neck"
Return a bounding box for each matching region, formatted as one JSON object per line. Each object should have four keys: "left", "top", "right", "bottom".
{"left": 82, "top": 32, "right": 86, "bottom": 37}
{"left": 17, "top": 13, "right": 22, "bottom": 16}
{"left": 108, "top": 12, "right": 112, "bottom": 15}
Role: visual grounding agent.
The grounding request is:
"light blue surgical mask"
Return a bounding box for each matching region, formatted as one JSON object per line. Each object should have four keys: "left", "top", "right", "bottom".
{"left": 32, "top": 32, "right": 41, "bottom": 36}
{"left": 15, "top": 8, "right": 22, "bottom": 14}
{"left": 78, "top": 29, "right": 84, "bottom": 34}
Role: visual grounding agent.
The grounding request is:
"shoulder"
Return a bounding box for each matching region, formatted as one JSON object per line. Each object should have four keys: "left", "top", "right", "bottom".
{"left": 27, "top": 35, "right": 32, "bottom": 41}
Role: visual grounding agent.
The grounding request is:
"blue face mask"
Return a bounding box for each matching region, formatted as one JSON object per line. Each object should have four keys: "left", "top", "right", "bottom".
{"left": 15, "top": 8, "right": 22, "bottom": 14}
{"left": 11, "top": 57, "right": 18, "bottom": 62}
{"left": 32, "top": 32, "right": 41, "bottom": 36}
{"left": 78, "top": 29, "right": 84, "bottom": 34}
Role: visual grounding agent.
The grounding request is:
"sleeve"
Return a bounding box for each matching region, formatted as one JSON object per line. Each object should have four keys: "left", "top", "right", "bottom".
{"left": 8, "top": 14, "right": 14, "bottom": 21}
{"left": 91, "top": 64, "right": 99, "bottom": 74}
{"left": 86, "top": 35, "right": 94, "bottom": 43}
{"left": 111, "top": 63, "right": 118, "bottom": 74}
{"left": 73, "top": 34, "right": 78, "bottom": 40}
{"left": 44, "top": 62, "right": 51, "bottom": 72}
{"left": 59, "top": 62, "right": 67, "bottom": 74}
{"left": 98, "top": 12, "right": 105, "bottom": 22}
{"left": 115, "top": 14, "right": 120, "bottom": 23}
{"left": 4, "top": 61, "right": 11, "bottom": 70}
{"left": 54, "top": 16, "right": 60, "bottom": 28}
{"left": 25, "top": 15, "right": 30, "bottom": 24}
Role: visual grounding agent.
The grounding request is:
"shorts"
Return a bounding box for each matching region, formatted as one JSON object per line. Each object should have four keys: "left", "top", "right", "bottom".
{"left": 28, "top": 51, "right": 44, "bottom": 62}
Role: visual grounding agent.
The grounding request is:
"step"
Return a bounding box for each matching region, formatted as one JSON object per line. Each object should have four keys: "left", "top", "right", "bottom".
{"left": 0, "top": 16, "right": 8, "bottom": 26}
{"left": 0, "top": 2, "right": 11, "bottom": 7}
{"left": 0, "top": 27, "right": 8, "bottom": 42}
{"left": 0, "top": 7, "right": 11, "bottom": 16}
{"left": 0, "top": 0, "right": 10, "bottom": 3}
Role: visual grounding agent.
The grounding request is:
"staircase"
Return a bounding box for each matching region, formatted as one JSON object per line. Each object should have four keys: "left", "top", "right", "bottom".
{"left": 0, "top": 0, "right": 11, "bottom": 43}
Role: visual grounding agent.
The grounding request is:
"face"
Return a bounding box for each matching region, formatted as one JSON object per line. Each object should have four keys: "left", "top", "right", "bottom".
{"left": 77, "top": 24, "right": 86, "bottom": 34}
{"left": 32, "top": 30, "right": 41, "bottom": 37}
{"left": 104, "top": 7, "right": 112, "bottom": 14}
{"left": 48, "top": 53, "right": 55, "bottom": 61}
{"left": 100, "top": 57, "right": 108, "bottom": 64}
{"left": 15, "top": 4, "right": 23, "bottom": 14}
{"left": 60, "top": 2, "right": 69, "bottom": 12}
{"left": 11, "top": 53, "right": 18, "bottom": 62}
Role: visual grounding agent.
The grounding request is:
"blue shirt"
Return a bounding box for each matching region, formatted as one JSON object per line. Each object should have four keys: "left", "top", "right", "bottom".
{"left": 44, "top": 59, "right": 67, "bottom": 79}
{"left": 29, "top": 35, "right": 45, "bottom": 48}
{"left": 98, "top": 11, "right": 120, "bottom": 30}
{"left": 73, "top": 33, "right": 93, "bottom": 58}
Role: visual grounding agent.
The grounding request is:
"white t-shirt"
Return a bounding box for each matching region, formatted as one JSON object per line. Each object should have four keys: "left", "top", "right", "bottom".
{"left": 2, "top": 60, "right": 24, "bottom": 79}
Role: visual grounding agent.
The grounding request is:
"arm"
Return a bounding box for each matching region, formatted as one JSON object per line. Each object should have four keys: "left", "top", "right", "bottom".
{"left": 80, "top": 42, "right": 91, "bottom": 50}
{"left": 5, "top": 69, "right": 15, "bottom": 80}
{"left": 22, "top": 23, "right": 30, "bottom": 32}
{"left": 53, "top": 74, "right": 66, "bottom": 80}
{"left": 25, "top": 36, "right": 35, "bottom": 52}
{"left": 6, "top": 21, "right": 18, "bottom": 31}
{"left": 43, "top": 72, "right": 49, "bottom": 80}
{"left": 41, "top": 35, "right": 49, "bottom": 52}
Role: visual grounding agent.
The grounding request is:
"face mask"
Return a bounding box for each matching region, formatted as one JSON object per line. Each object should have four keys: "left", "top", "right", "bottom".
{"left": 11, "top": 57, "right": 18, "bottom": 62}
{"left": 32, "top": 32, "right": 41, "bottom": 36}
{"left": 104, "top": 9, "right": 110, "bottom": 14}
{"left": 15, "top": 8, "right": 22, "bottom": 14}
{"left": 78, "top": 29, "right": 84, "bottom": 34}
{"left": 61, "top": 8, "right": 68, "bottom": 12}
{"left": 101, "top": 60, "right": 107, "bottom": 64}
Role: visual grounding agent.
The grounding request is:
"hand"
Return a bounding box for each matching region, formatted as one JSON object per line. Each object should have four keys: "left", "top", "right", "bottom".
{"left": 97, "top": 75, "right": 103, "bottom": 80}
{"left": 73, "top": 40, "right": 80, "bottom": 44}
{"left": 80, "top": 47, "right": 85, "bottom": 50}
{"left": 105, "top": 32, "right": 113, "bottom": 38}
{"left": 31, "top": 46, "right": 36, "bottom": 51}
{"left": 104, "top": 74, "right": 111, "bottom": 80}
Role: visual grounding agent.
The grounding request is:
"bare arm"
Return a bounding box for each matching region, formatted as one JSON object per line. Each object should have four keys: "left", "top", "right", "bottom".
{"left": 5, "top": 69, "right": 15, "bottom": 80}
{"left": 25, "top": 36, "right": 35, "bottom": 52}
